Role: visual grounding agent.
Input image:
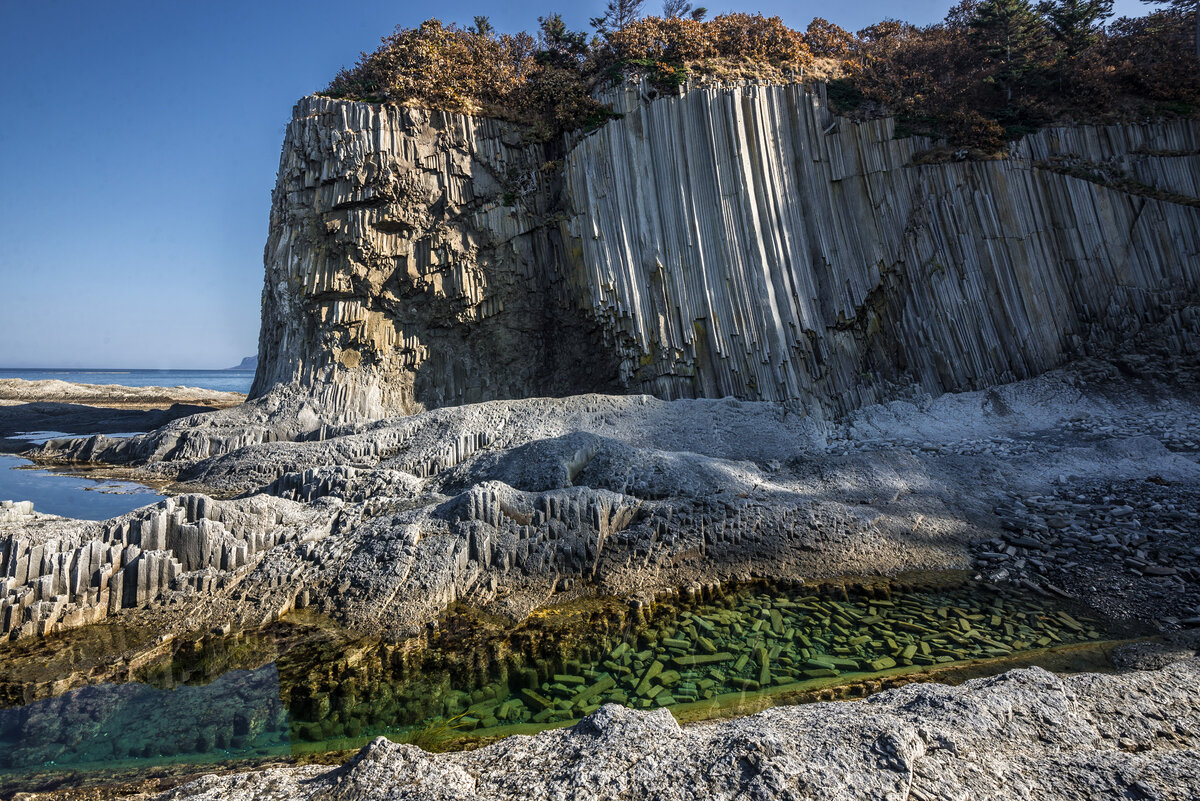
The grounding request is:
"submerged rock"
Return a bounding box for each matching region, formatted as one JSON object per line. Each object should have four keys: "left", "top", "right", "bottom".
{"left": 158, "top": 658, "right": 1200, "bottom": 800}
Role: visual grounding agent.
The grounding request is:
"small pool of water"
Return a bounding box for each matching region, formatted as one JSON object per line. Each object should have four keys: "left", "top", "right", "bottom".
{"left": 0, "top": 576, "right": 1143, "bottom": 793}
{"left": 0, "top": 451, "right": 164, "bottom": 521}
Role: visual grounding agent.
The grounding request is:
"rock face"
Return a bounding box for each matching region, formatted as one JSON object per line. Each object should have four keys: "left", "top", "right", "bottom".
{"left": 0, "top": 494, "right": 317, "bottom": 639}
{"left": 252, "top": 81, "right": 1200, "bottom": 419}
{"left": 160, "top": 658, "right": 1200, "bottom": 800}
{"left": 251, "top": 100, "right": 623, "bottom": 419}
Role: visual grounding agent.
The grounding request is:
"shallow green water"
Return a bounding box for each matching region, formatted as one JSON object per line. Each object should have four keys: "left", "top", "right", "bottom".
{"left": 0, "top": 577, "right": 1138, "bottom": 793}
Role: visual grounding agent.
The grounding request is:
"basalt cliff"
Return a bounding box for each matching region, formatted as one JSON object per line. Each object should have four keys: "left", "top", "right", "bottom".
{"left": 251, "top": 80, "right": 1200, "bottom": 421}
{"left": 4, "top": 78, "right": 1200, "bottom": 799}
{"left": 9, "top": 80, "right": 1200, "bottom": 656}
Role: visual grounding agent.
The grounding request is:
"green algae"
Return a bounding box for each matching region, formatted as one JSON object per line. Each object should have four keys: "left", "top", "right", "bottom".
{"left": 0, "top": 575, "right": 1147, "bottom": 793}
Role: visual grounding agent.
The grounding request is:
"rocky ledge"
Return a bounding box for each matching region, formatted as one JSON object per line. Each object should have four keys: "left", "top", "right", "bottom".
{"left": 160, "top": 657, "right": 1200, "bottom": 800}
{"left": 10, "top": 361, "right": 1200, "bottom": 646}
{"left": 0, "top": 379, "right": 247, "bottom": 455}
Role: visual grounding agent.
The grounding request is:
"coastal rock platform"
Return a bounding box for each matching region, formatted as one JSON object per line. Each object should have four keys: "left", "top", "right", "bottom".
{"left": 10, "top": 360, "right": 1199, "bottom": 649}
{"left": 0, "top": 380, "right": 245, "bottom": 410}
{"left": 0, "top": 379, "right": 247, "bottom": 455}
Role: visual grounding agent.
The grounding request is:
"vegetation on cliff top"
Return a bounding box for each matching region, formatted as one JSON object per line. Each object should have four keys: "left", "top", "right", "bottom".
{"left": 321, "top": 0, "right": 1200, "bottom": 149}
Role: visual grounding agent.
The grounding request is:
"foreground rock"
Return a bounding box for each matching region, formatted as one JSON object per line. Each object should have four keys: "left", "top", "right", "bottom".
{"left": 0, "top": 494, "right": 326, "bottom": 639}
{"left": 160, "top": 658, "right": 1200, "bottom": 800}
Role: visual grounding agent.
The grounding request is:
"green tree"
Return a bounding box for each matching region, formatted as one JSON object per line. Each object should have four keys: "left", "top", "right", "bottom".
{"left": 662, "top": 0, "right": 707, "bottom": 20}
{"left": 591, "top": 0, "right": 646, "bottom": 37}
{"left": 1041, "top": 0, "right": 1112, "bottom": 57}
{"left": 945, "top": 1, "right": 982, "bottom": 30}
{"left": 968, "top": 0, "right": 1052, "bottom": 101}
{"left": 536, "top": 14, "right": 590, "bottom": 68}
{"left": 471, "top": 16, "right": 495, "bottom": 37}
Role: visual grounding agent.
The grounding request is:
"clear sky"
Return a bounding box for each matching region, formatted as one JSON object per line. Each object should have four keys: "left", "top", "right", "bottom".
{"left": 0, "top": 0, "right": 1152, "bottom": 369}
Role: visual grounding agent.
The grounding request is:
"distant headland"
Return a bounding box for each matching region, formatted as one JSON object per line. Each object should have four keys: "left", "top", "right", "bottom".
{"left": 226, "top": 356, "right": 257, "bottom": 371}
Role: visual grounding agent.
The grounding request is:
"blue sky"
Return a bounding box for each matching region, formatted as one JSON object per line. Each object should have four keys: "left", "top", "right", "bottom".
{"left": 0, "top": 0, "right": 1152, "bottom": 368}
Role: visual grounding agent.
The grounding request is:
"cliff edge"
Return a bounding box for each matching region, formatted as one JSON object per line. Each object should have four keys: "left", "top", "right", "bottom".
{"left": 251, "top": 80, "right": 1200, "bottom": 421}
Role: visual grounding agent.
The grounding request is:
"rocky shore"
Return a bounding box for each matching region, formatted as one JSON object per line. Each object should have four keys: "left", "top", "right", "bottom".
{"left": 1, "top": 76, "right": 1198, "bottom": 797}
{"left": 154, "top": 656, "right": 1200, "bottom": 800}
{"left": 1, "top": 359, "right": 1194, "bottom": 654}
{"left": 0, "top": 380, "right": 245, "bottom": 410}
{"left": 0, "top": 379, "right": 246, "bottom": 455}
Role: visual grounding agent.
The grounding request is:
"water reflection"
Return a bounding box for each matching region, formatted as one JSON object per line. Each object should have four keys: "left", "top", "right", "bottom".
{"left": 0, "top": 577, "right": 1139, "bottom": 792}
{"left": 0, "top": 664, "right": 288, "bottom": 787}
{"left": 0, "top": 453, "right": 164, "bottom": 521}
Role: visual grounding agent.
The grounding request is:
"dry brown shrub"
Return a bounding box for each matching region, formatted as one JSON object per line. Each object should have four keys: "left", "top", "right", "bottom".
{"left": 326, "top": 20, "right": 536, "bottom": 112}
{"left": 607, "top": 17, "right": 715, "bottom": 61}
{"left": 511, "top": 65, "right": 617, "bottom": 137}
{"left": 941, "top": 109, "right": 1008, "bottom": 150}
{"left": 607, "top": 14, "right": 811, "bottom": 68}
{"left": 710, "top": 13, "right": 809, "bottom": 65}
{"left": 804, "top": 18, "right": 857, "bottom": 58}
{"left": 1104, "top": 9, "right": 1200, "bottom": 107}
{"left": 321, "top": 8, "right": 1198, "bottom": 143}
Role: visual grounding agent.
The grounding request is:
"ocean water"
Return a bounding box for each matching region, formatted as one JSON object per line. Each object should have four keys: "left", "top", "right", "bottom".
{"left": 0, "top": 368, "right": 255, "bottom": 394}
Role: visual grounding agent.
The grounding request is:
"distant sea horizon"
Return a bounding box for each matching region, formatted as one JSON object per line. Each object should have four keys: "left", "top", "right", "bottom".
{"left": 0, "top": 368, "right": 256, "bottom": 394}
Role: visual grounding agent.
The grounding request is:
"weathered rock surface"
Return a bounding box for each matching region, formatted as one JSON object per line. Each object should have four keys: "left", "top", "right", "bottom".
{"left": 249, "top": 81, "right": 1200, "bottom": 419}
{"left": 0, "top": 494, "right": 325, "bottom": 640}
{"left": 159, "top": 658, "right": 1200, "bottom": 800}
{"left": 20, "top": 366, "right": 1200, "bottom": 644}
{"left": 17, "top": 84, "right": 1199, "bottom": 644}
{"left": 0, "top": 379, "right": 247, "bottom": 455}
{"left": 9, "top": 83, "right": 1200, "bottom": 679}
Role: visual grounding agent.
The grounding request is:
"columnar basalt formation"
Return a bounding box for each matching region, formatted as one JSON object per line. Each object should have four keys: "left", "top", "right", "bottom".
{"left": 0, "top": 495, "right": 312, "bottom": 640}
{"left": 26, "top": 375, "right": 1200, "bottom": 645}
{"left": 251, "top": 100, "right": 624, "bottom": 420}
{"left": 251, "top": 81, "right": 1200, "bottom": 419}
{"left": 12, "top": 81, "right": 1200, "bottom": 652}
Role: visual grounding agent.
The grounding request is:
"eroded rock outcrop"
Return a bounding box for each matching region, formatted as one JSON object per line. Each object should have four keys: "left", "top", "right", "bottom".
{"left": 24, "top": 370, "right": 1200, "bottom": 642}
{"left": 250, "top": 81, "right": 1200, "bottom": 419}
{"left": 0, "top": 494, "right": 322, "bottom": 639}
{"left": 14, "top": 83, "right": 1200, "bottom": 647}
